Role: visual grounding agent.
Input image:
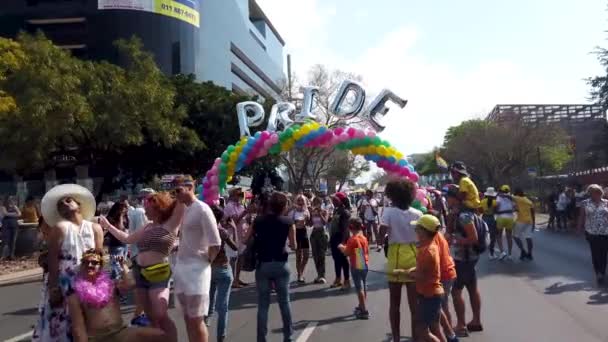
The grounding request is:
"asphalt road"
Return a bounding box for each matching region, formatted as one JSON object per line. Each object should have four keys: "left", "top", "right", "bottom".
{"left": 1, "top": 224, "right": 608, "bottom": 342}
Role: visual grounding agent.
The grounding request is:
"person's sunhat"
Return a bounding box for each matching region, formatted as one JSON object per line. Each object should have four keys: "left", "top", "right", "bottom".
{"left": 411, "top": 214, "right": 441, "bottom": 233}
{"left": 41, "top": 184, "right": 96, "bottom": 226}
{"left": 484, "top": 187, "right": 498, "bottom": 197}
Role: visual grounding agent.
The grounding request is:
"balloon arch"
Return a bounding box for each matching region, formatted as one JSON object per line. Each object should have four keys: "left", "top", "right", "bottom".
{"left": 199, "top": 121, "right": 419, "bottom": 204}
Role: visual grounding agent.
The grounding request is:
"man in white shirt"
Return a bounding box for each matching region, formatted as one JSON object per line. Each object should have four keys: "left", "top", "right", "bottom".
{"left": 357, "top": 190, "right": 380, "bottom": 247}
{"left": 173, "top": 175, "right": 221, "bottom": 342}
{"left": 556, "top": 188, "right": 569, "bottom": 231}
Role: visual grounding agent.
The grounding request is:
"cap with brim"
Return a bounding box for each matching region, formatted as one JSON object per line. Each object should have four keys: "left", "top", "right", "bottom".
{"left": 41, "top": 184, "right": 96, "bottom": 227}
{"left": 139, "top": 188, "right": 156, "bottom": 196}
{"left": 500, "top": 185, "right": 511, "bottom": 193}
{"left": 411, "top": 214, "right": 441, "bottom": 233}
{"left": 450, "top": 162, "right": 469, "bottom": 176}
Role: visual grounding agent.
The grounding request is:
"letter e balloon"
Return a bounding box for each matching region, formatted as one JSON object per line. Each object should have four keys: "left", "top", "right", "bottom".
{"left": 366, "top": 90, "right": 407, "bottom": 132}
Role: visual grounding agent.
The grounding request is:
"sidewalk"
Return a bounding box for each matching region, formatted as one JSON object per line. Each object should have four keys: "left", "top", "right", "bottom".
{"left": 0, "top": 267, "right": 42, "bottom": 286}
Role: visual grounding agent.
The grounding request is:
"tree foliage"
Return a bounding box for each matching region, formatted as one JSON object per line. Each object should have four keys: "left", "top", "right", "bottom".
{"left": 280, "top": 64, "right": 371, "bottom": 192}
{"left": 442, "top": 119, "right": 572, "bottom": 186}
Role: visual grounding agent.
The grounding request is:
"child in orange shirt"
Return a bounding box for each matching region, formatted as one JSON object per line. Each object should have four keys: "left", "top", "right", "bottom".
{"left": 409, "top": 214, "right": 446, "bottom": 342}
{"left": 339, "top": 218, "right": 370, "bottom": 319}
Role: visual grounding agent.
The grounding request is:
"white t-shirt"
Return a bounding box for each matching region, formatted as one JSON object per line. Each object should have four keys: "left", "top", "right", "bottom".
{"left": 127, "top": 206, "right": 149, "bottom": 256}
{"left": 496, "top": 195, "right": 515, "bottom": 219}
{"left": 177, "top": 200, "right": 221, "bottom": 261}
{"left": 358, "top": 198, "right": 379, "bottom": 221}
{"left": 556, "top": 192, "right": 569, "bottom": 211}
{"left": 381, "top": 206, "right": 422, "bottom": 244}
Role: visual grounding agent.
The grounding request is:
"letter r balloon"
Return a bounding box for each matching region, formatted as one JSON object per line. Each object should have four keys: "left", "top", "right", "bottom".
{"left": 237, "top": 101, "right": 265, "bottom": 137}
{"left": 267, "top": 102, "right": 296, "bottom": 132}
{"left": 366, "top": 90, "right": 407, "bottom": 132}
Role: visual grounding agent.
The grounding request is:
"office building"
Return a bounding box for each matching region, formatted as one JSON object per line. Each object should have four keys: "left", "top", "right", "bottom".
{"left": 0, "top": 0, "right": 285, "bottom": 100}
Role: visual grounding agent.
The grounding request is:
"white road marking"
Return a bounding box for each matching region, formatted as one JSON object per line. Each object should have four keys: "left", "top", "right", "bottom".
{"left": 296, "top": 322, "right": 318, "bottom": 342}
{"left": 4, "top": 330, "right": 33, "bottom": 342}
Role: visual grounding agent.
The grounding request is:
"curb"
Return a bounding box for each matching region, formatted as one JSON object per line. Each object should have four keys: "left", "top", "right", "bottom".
{"left": 0, "top": 268, "right": 43, "bottom": 286}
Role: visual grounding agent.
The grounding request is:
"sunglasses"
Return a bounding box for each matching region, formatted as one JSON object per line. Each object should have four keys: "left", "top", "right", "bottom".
{"left": 84, "top": 259, "right": 101, "bottom": 266}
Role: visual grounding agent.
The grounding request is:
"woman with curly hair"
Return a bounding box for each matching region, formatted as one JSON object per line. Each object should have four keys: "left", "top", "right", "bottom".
{"left": 380, "top": 180, "right": 422, "bottom": 342}
{"left": 100, "top": 192, "right": 184, "bottom": 342}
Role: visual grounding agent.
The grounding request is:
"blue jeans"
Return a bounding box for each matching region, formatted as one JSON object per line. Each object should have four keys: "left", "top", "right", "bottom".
{"left": 255, "top": 261, "right": 293, "bottom": 342}
{"left": 209, "top": 265, "right": 234, "bottom": 339}
{"left": 109, "top": 246, "right": 127, "bottom": 280}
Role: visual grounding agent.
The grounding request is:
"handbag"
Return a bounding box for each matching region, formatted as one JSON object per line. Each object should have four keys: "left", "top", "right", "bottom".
{"left": 140, "top": 262, "right": 171, "bottom": 283}
{"left": 240, "top": 236, "right": 257, "bottom": 272}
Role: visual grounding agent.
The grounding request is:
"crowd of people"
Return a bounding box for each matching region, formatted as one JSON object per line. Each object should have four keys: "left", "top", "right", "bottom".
{"left": 9, "top": 159, "right": 608, "bottom": 342}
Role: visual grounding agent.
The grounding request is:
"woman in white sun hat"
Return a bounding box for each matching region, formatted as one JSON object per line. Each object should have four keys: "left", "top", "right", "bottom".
{"left": 32, "top": 184, "right": 103, "bottom": 342}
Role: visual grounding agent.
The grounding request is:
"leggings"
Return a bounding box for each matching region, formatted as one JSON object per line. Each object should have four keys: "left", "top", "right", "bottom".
{"left": 330, "top": 234, "right": 349, "bottom": 281}
{"left": 586, "top": 233, "right": 608, "bottom": 276}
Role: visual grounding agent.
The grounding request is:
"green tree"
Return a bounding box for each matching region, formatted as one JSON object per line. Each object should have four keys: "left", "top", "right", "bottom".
{"left": 442, "top": 119, "right": 571, "bottom": 186}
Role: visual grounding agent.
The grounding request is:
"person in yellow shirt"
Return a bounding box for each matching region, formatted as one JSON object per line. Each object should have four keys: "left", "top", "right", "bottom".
{"left": 513, "top": 188, "right": 535, "bottom": 261}
{"left": 21, "top": 196, "right": 40, "bottom": 223}
{"left": 449, "top": 162, "right": 480, "bottom": 210}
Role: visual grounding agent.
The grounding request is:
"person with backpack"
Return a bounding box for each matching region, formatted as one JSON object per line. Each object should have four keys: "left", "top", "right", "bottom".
{"left": 480, "top": 187, "right": 499, "bottom": 260}
{"left": 446, "top": 185, "right": 483, "bottom": 338}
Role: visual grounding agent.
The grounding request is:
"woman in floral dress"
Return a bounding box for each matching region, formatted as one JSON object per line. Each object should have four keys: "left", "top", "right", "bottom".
{"left": 33, "top": 184, "right": 103, "bottom": 342}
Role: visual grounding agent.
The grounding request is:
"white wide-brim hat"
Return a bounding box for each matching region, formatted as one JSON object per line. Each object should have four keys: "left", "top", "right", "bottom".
{"left": 41, "top": 184, "right": 96, "bottom": 226}
{"left": 484, "top": 187, "right": 498, "bottom": 197}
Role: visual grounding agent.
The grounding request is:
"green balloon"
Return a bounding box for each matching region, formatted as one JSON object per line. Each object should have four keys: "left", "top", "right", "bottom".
{"left": 227, "top": 145, "right": 235, "bottom": 153}
{"left": 373, "top": 137, "right": 382, "bottom": 146}
{"left": 220, "top": 164, "right": 227, "bottom": 172}
{"left": 363, "top": 137, "right": 372, "bottom": 145}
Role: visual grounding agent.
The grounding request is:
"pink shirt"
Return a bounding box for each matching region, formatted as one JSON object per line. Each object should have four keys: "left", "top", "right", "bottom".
{"left": 177, "top": 200, "right": 221, "bottom": 261}
{"left": 224, "top": 201, "right": 247, "bottom": 247}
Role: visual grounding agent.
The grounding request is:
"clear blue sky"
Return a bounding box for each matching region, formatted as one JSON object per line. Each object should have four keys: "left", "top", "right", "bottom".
{"left": 260, "top": 0, "right": 607, "bottom": 154}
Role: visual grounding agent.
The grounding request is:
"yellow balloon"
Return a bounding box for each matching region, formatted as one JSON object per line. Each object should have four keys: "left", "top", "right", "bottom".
{"left": 379, "top": 146, "right": 388, "bottom": 156}
{"left": 227, "top": 176, "right": 233, "bottom": 182}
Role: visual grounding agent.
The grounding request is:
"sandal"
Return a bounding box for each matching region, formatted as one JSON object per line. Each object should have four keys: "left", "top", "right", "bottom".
{"left": 454, "top": 327, "right": 469, "bottom": 337}
{"left": 466, "top": 323, "right": 483, "bottom": 332}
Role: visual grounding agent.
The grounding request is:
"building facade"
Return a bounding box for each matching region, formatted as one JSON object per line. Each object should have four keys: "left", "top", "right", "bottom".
{"left": 0, "top": 0, "right": 285, "bottom": 100}
{"left": 486, "top": 104, "right": 608, "bottom": 172}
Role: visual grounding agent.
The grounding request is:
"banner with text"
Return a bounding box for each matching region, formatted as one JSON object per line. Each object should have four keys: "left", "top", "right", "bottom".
{"left": 98, "top": 0, "right": 200, "bottom": 27}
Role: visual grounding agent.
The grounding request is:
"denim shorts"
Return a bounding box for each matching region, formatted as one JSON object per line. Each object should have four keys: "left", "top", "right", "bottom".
{"left": 351, "top": 268, "right": 368, "bottom": 292}
{"left": 132, "top": 262, "right": 171, "bottom": 290}
{"left": 417, "top": 295, "right": 442, "bottom": 327}
{"left": 454, "top": 260, "right": 478, "bottom": 290}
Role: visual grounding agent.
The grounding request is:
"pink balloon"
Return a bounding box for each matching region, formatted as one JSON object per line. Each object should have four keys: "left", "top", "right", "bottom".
{"left": 366, "top": 130, "right": 376, "bottom": 138}
{"left": 270, "top": 134, "right": 279, "bottom": 143}
{"left": 203, "top": 182, "right": 211, "bottom": 189}
{"left": 214, "top": 158, "right": 222, "bottom": 165}
{"left": 210, "top": 176, "right": 218, "bottom": 184}
{"left": 347, "top": 127, "right": 356, "bottom": 137}
{"left": 334, "top": 127, "right": 344, "bottom": 136}
{"left": 409, "top": 173, "right": 420, "bottom": 183}
{"left": 261, "top": 131, "right": 270, "bottom": 139}
{"left": 264, "top": 140, "right": 273, "bottom": 149}
{"left": 355, "top": 130, "right": 365, "bottom": 139}
{"left": 339, "top": 133, "right": 350, "bottom": 142}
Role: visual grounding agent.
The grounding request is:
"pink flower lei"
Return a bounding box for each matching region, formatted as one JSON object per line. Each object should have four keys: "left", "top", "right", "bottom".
{"left": 73, "top": 271, "right": 114, "bottom": 308}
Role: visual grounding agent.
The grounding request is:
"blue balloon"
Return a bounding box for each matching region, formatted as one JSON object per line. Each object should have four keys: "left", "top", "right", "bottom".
{"left": 408, "top": 165, "right": 415, "bottom": 172}
{"left": 255, "top": 131, "right": 262, "bottom": 138}
{"left": 398, "top": 159, "right": 408, "bottom": 167}
{"left": 389, "top": 156, "right": 397, "bottom": 164}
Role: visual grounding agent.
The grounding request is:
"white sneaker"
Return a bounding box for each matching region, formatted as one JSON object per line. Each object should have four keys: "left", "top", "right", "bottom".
{"left": 505, "top": 254, "right": 513, "bottom": 261}
{"left": 499, "top": 252, "right": 508, "bottom": 260}
{"left": 489, "top": 254, "right": 498, "bottom": 260}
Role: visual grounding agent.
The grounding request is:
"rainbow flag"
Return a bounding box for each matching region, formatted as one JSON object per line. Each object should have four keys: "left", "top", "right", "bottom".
{"left": 354, "top": 248, "right": 368, "bottom": 270}
{"left": 435, "top": 153, "right": 448, "bottom": 170}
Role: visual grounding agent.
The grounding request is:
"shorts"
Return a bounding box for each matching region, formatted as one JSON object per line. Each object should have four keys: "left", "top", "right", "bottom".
{"left": 88, "top": 324, "right": 128, "bottom": 342}
{"left": 132, "top": 263, "right": 171, "bottom": 290}
{"left": 351, "top": 268, "right": 368, "bottom": 292}
{"left": 386, "top": 243, "right": 417, "bottom": 283}
{"left": 514, "top": 222, "right": 533, "bottom": 239}
{"left": 454, "top": 260, "right": 478, "bottom": 290}
{"left": 417, "top": 295, "right": 442, "bottom": 327}
{"left": 173, "top": 258, "right": 212, "bottom": 318}
{"left": 496, "top": 217, "right": 515, "bottom": 230}
{"left": 296, "top": 228, "right": 310, "bottom": 249}
{"left": 440, "top": 278, "right": 455, "bottom": 306}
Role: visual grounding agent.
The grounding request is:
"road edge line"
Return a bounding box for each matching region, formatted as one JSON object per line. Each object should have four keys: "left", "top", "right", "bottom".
{"left": 296, "top": 322, "right": 318, "bottom": 342}
{"left": 4, "top": 330, "right": 33, "bottom": 342}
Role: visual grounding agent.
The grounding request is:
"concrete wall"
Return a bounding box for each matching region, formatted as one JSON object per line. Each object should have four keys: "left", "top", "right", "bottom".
{"left": 198, "top": 0, "right": 284, "bottom": 100}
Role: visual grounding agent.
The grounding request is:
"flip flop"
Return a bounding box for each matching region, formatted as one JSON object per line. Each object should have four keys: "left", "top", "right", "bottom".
{"left": 466, "top": 323, "right": 484, "bottom": 332}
